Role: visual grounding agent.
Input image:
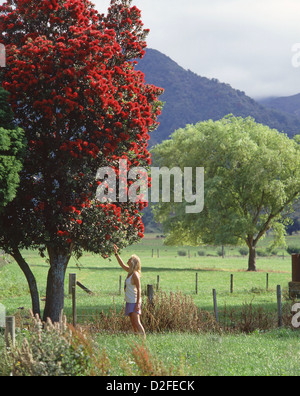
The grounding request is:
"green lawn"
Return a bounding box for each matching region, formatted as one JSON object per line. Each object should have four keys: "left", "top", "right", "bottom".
{"left": 0, "top": 234, "right": 297, "bottom": 317}
{"left": 96, "top": 329, "right": 300, "bottom": 376}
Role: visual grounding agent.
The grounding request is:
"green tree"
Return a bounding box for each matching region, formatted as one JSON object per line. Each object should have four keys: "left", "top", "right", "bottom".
{"left": 0, "top": 87, "right": 25, "bottom": 209}
{"left": 152, "top": 116, "right": 300, "bottom": 271}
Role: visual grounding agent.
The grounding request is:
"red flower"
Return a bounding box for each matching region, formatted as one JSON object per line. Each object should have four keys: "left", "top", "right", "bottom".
{"left": 114, "top": 122, "right": 122, "bottom": 129}
{"left": 37, "top": 202, "right": 45, "bottom": 211}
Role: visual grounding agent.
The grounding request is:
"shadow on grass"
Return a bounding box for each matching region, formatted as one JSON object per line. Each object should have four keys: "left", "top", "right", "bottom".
{"left": 65, "top": 266, "right": 256, "bottom": 273}
{"left": 30, "top": 261, "right": 289, "bottom": 274}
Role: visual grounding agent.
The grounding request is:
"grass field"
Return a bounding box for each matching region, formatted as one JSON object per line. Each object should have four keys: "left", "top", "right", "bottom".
{"left": 1, "top": 233, "right": 300, "bottom": 376}
{"left": 0, "top": 234, "right": 296, "bottom": 316}
{"left": 96, "top": 330, "right": 300, "bottom": 376}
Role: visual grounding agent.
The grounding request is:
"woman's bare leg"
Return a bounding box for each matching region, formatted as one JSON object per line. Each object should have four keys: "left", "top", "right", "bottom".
{"left": 129, "top": 314, "right": 138, "bottom": 333}
{"left": 130, "top": 312, "right": 146, "bottom": 339}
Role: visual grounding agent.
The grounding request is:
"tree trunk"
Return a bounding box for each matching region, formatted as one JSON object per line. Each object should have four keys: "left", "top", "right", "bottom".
{"left": 11, "top": 248, "right": 41, "bottom": 318}
{"left": 248, "top": 245, "right": 257, "bottom": 272}
{"left": 43, "top": 246, "right": 71, "bottom": 323}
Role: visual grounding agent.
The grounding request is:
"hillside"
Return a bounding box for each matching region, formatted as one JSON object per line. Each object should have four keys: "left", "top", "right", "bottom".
{"left": 259, "top": 94, "right": 300, "bottom": 118}
{"left": 136, "top": 49, "right": 300, "bottom": 145}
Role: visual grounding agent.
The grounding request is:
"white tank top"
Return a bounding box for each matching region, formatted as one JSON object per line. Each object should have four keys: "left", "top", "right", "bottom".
{"left": 125, "top": 273, "right": 139, "bottom": 303}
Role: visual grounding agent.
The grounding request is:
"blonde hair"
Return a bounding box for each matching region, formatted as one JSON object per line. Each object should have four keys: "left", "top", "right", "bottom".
{"left": 129, "top": 254, "right": 141, "bottom": 275}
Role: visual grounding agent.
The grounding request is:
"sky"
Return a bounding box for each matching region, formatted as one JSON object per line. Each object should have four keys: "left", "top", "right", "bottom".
{"left": 1, "top": 0, "right": 300, "bottom": 99}
{"left": 93, "top": 0, "right": 300, "bottom": 99}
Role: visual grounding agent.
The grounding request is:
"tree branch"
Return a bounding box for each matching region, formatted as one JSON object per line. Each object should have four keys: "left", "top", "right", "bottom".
{"left": 10, "top": 247, "right": 41, "bottom": 318}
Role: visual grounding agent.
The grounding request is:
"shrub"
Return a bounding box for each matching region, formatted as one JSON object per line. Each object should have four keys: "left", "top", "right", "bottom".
{"left": 142, "top": 291, "right": 216, "bottom": 333}
{"left": 217, "top": 248, "right": 225, "bottom": 257}
{"left": 222, "top": 301, "right": 294, "bottom": 333}
{"left": 256, "top": 249, "right": 268, "bottom": 257}
{"left": 239, "top": 247, "right": 248, "bottom": 256}
{"left": 197, "top": 250, "right": 205, "bottom": 256}
{"left": 178, "top": 250, "right": 187, "bottom": 257}
{"left": 0, "top": 314, "right": 111, "bottom": 376}
{"left": 287, "top": 245, "right": 300, "bottom": 255}
{"left": 266, "top": 248, "right": 278, "bottom": 256}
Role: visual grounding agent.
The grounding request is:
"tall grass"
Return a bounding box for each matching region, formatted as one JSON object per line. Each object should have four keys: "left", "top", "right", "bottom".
{"left": 83, "top": 290, "right": 295, "bottom": 335}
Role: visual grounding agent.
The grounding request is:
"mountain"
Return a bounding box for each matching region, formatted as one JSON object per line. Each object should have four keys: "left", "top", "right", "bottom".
{"left": 258, "top": 94, "right": 300, "bottom": 118}
{"left": 136, "top": 49, "right": 300, "bottom": 145}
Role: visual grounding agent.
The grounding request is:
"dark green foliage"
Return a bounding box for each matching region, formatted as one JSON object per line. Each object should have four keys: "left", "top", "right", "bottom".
{"left": 286, "top": 217, "right": 300, "bottom": 235}
{"left": 0, "top": 87, "right": 14, "bottom": 130}
{"left": 287, "top": 245, "right": 300, "bottom": 255}
{"left": 0, "top": 88, "right": 25, "bottom": 209}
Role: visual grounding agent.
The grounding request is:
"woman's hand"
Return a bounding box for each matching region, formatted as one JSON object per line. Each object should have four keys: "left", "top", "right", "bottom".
{"left": 113, "top": 244, "right": 118, "bottom": 255}
{"left": 135, "top": 302, "right": 141, "bottom": 313}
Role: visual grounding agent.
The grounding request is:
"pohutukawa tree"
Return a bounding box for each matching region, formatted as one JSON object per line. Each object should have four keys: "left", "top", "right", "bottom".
{"left": 0, "top": 0, "right": 163, "bottom": 322}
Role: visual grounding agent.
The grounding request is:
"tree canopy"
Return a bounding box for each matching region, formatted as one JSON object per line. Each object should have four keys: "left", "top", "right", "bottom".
{"left": 0, "top": 0, "right": 163, "bottom": 321}
{"left": 151, "top": 115, "right": 300, "bottom": 271}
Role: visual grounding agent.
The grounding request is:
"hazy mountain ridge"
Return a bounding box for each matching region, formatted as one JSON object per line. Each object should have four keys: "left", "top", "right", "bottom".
{"left": 136, "top": 49, "right": 300, "bottom": 145}
{"left": 259, "top": 94, "right": 300, "bottom": 118}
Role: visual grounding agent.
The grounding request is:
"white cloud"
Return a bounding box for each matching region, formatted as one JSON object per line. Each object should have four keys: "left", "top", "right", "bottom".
{"left": 94, "top": 0, "right": 300, "bottom": 98}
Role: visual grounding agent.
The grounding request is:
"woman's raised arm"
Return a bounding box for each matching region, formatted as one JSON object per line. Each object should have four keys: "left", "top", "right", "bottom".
{"left": 114, "top": 244, "right": 130, "bottom": 272}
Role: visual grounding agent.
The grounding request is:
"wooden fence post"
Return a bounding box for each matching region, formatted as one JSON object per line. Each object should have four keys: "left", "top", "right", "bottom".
{"left": 69, "top": 273, "right": 77, "bottom": 295}
{"left": 277, "top": 285, "right": 282, "bottom": 328}
{"left": 195, "top": 273, "right": 198, "bottom": 295}
{"left": 157, "top": 275, "right": 160, "bottom": 291}
{"left": 266, "top": 273, "right": 269, "bottom": 291}
{"left": 72, "top": 285, "right": 77, "bottom": 328}
{"left": 5, "top": 316, "right": 15, "bottom": 348}
{"left": 213, "top": 289, "right": 218, "bottom": 323}
{"left": 230, "top": 274, "right": 234, "bottom": 294}
{"left": 119, "top": 275, "right": 122, "bottom": 295}
{"left": 147, "top": 285, "right": 154, "bottom": 304}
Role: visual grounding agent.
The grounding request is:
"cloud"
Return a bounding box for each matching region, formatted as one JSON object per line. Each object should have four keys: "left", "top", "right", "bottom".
{"left": 94, "top": 0, "right": 300, "bottom": 98}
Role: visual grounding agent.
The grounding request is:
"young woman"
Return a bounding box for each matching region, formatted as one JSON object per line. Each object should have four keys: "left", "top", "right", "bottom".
{"left": 114, "top": 244, "right": 146, "bottom": 338}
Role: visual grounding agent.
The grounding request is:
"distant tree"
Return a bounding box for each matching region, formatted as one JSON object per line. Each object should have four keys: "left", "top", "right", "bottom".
{"left": 0, "top": 87, "right": 25, "bottom": 209}
{"left": 0, "top": 0, "right": 163, "bottom": 322}
{"left": 286, "top": 217, "right": 300, "bottom": 235}
{"left": 152, "top": 116, "right": 300, "bottom": 271}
